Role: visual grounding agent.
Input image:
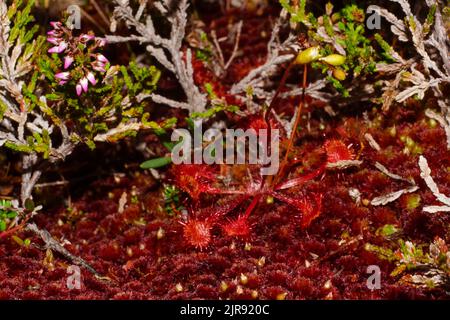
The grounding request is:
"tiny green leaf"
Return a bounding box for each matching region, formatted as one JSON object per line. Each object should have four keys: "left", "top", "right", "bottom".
{"left": 377, "top": 224, "right": 400, "bottom": 238}
{"left": 140, "top": 156, "right": 172, "bottom": 169}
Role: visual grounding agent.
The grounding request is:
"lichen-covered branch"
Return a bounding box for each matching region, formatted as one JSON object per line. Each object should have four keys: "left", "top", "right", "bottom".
{"left": 419, "top": 155, "right": 450, "bottom": 213}
{"left": 230, "top": 8, "right": 297, "bottom": 96}
{"left": 107, "top": 0, "right": 207, "bottom": 113}
{"left": 369, "top": 0, "right": 450, "bottom": 109}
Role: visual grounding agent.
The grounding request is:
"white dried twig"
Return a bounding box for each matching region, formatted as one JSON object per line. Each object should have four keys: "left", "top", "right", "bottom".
{"left": 230, "top": 8, "right": 298, "bottom": 97}
{"left": 364, "top": 133, "right": 381, "bottom": 151}
{"left": 25, "top": 222, "right": 99, "bottom": 275}
{"left": 107, "top": 0, "right": 207, "bottom": 113}
{"left": 280, "top": 79, "right": 334, "bottom": 102}
{"left": 326, "top": 160, "right": 362, "bottom": 169}
{"left": 349, "top": 188, "right": 361, "bottom": 205}
{"left": 371, "top": 161, "right": 418, "bottom": 206}
{"left": 375, "top": 162, "right": 413, "bottom": 184}
{"left": 210, "top": 20, "right": 243, "bottom": 77}
{"left": 425, "top": 108, "right": 450, "bottom": 150}
{"left": 419, "top": 155, "right": 450, "bottom": 213}
{"left": 371, "top": 185, "right": 419, "bottom": 206}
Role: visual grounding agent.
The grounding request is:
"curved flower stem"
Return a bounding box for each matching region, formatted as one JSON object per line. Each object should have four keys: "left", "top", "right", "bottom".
{"left": 264, "top": 60, "right": 296, "bottom": 128}
{"left": 263, "top": 60, "right": 296, "bottom": 189}
{"left": 275, "top": 63, "right": 308, "bottom": 186}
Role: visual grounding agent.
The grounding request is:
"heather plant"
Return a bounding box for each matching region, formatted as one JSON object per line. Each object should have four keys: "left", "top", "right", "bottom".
{"left": 0, "top": 199, "right": 16, "bottom": 232}
{"left": 0, "top": 0, "right": 164, "bottom": 272}
{"left": 39, "top": 30, "right": 162, "bottom": 149}
{"left": 280, "top": 1, "right": 381, "bottom": 97}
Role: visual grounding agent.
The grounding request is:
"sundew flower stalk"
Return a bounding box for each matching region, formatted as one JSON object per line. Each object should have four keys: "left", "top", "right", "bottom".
{"left": 47, "top": 21, "right": 109, "bottom": 96}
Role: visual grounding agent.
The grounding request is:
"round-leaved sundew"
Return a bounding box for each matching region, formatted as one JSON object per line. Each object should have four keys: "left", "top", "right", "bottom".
{"left": 181, "top": 218, "right": 213, "bottom": 250}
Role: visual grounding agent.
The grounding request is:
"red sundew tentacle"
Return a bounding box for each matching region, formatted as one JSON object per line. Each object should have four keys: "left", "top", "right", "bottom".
{"left": 221, "top": 195, "right": 261, "bottom": 238}
{"left": 275, "top": 163, "right": 327, "bottom": 191}
{"left": 222, "top": 215, "right": 252, "bottom": 238}
{"left": 270, "top": 192, "right": 308, "bottom": 211}
{"left": 299, "top": 193, "right": 323, "bottom": 229}
{"left": 270, "top": 192, "right": 324, "bottom": 229}
{"left": 324, "top": 139, "right": 355, "bottom": 164}
{"left": 180, "top": 218, "right": 214, "bottom": 250}
{"left": 208, "top": 195, "right": 251, "bottom": 219}
{"left": 206, "top": 189, "right": 248, "bottom": 195}
{"left": 172, "top": 164, "right": 218, "bottom": 200}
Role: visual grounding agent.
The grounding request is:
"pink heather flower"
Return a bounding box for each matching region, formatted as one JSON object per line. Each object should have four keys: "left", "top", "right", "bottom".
{"left": 49, "top": 21, "right": 62, "bottom": 29}
{"left": 92, "top": 63, "right": 106, "bottom": 73}
{"left": 96, "top": 54, "right": 108, "bottom": 64}
{"left": 76, "top": 84, "right": 82, "bottom": 96}
{"left": 58, "top": 41, "right": 68, "bottom": 51}
{"left": 86, "top": 72, "right": 97, "bottom": 85}
{"left": 96, "top": 38, "right": 106, "bottom": 47}
{"left": 47, "top": 21, "right": 109, "bottom": 96}
{"left": 47, "top": 30, "right": 60, "bottom": 38}
{"left": 64, "top": 56, "right": 74, "bottom": 69}
{"left": 48, "top": 41, "right": 68, "bottom": 54}
{"left": 93, "top": 66, "right": 106, "bottom": 73}
{"left": 48, "top": 46, "right": 61, "bottom": 54}
{"left": 47, "top": 37, "right": 60, "bottom": 45}
{"left": 79, "top": 34, "right": 95, "bottom": 42}
{"left": 93, "top": 67, "right": 106, "bottom": 73}
{"left": 80, "top": 77, "right": 89, "bottom": 92}
{"left": 55, "top": 72, "right": 70, "bottom": 80}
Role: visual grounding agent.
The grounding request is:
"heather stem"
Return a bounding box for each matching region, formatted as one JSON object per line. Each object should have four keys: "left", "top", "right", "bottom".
{"left": 20, "top": 154, "right": 41, "bottom": 206}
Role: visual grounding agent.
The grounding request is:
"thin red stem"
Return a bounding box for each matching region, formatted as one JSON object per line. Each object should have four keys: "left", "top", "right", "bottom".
{"left": 274, "top": 64, "right": 308, "bottom": 185}
{"left": 263, "top": 60, "right": 296, "bottom": 189}
{"left": 264, "top": 60, "right": 296, "bottom": 128}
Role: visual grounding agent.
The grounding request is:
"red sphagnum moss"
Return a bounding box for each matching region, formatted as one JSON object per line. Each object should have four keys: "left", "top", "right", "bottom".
{"left": 1, "top": 107, "right": 448, "bottom": 299}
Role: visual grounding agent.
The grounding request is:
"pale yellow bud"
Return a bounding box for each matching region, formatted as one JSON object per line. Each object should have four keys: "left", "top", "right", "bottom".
{"left": 294, "top": 46, "right": 322, "bottom": 65}
{"left": 332, "top": 67, "right": 347, "bottom": 81}
{"left": 320, "top": 54, "right": 346, "bottom": 66}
